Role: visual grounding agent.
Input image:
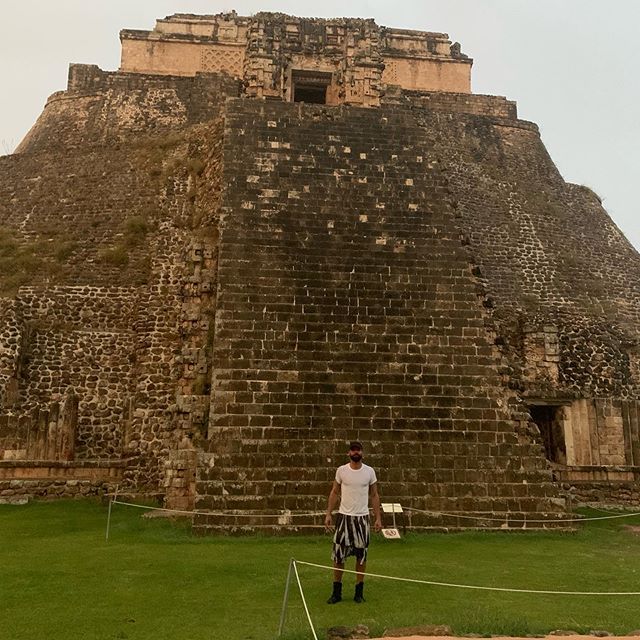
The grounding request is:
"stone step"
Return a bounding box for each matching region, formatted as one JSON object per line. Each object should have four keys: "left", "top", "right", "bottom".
{"left": 195, "top": 478, "right": 557, "bottom": 496}
{"left": 197, "top": 464, "right": 551, "bottom": 483}
{"left": 196, "top": 452, "right": 548, "bottom": 471}
{"left": 193, "top": 491, "right": 562, "bottom": 514}
{"left": 199, "top": 425, "right": 526, "bottom": 445}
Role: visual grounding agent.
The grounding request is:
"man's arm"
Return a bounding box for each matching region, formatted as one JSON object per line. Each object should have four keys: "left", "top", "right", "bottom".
{"left": 369, "top": 482, "right": 382, "bottom": 532}
{"left": 324, "top": 481, "right": 341, "bottom": 531}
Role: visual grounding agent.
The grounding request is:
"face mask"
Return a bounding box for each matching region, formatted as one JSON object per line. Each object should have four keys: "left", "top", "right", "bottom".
{"left": 349, "top": 454, "right": 362, "bottom": 463}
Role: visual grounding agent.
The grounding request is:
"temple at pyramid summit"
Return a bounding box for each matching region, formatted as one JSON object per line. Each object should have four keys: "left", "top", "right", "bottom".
{"left": 1, "top": 11, "right": 639, "bottom": 531}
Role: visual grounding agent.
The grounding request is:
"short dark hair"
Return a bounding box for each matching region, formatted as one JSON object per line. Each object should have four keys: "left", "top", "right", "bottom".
{"left": 348, "top": 441, "right": 363, "bottom": 451}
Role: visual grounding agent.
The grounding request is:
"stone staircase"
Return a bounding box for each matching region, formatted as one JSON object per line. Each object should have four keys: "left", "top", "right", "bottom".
{"left": 194, "top": 432, "right": 566, "bottom": 533}
{"left": 193, "top": 100, "right": 568, "bottom": 533}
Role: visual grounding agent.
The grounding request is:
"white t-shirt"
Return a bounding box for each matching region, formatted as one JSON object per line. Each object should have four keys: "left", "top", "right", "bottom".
{"left": 335, "top": 463, "right": 377, "bottom": 516}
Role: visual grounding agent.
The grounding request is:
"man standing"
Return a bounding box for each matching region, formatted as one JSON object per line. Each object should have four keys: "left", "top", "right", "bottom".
{"left": 324, "top": 441, "right": 382, "bottom": 604}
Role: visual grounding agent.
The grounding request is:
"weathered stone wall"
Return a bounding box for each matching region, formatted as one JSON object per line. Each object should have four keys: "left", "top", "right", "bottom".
{"left": 195, "top": 99, "right": 564, "bottom": 532}
{"left": 1, "top": 71, "right": 231, "bottom": 497}
{"left": 121, "top": 36, "right": 246, "bottom": 79}
{"left": 383, "top": 90, "right": 517, "bottom": 119}
{"left": 426, "top": 112, "right": 640, "bottom": 339}
{"left": 154, "top": 116, "right": 227, "bottom": 508}
{"left": 16, "top": 67, "right": 240, "bottom": 154}
{"left": 550, "top": 399, "right": 640, "bottom": 467}
{"left": 382, "top": 57, "right": 470, "bottom": 94}
{"left": 416, "top": 110, "right": 640, "bottom": 400}
{"left": 120, "top": 13, "right": 250, "bottom": 77}
{"left": 0, "top": 394, "right": 77, "bottom": 460}
{"left": 0, "top": 299, "right": 22, "bottom": 407}
{"left": 0, "top": 460, "right": 123, "bottom": 502}
{"left": 393, "top": 104, "right": 640, "bottom": 487}
{"left": 0, "top": 151, "right": 160, "bottom": 290}
{"left": 12, "top": 287, "right": 137, "bottom": 459}
{"left": 560, "top": 480, "right": 640, "bottom": 509}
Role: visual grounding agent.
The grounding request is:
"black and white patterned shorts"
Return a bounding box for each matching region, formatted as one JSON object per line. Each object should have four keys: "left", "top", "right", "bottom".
{"left": 331, "top": 513, "right": 370, "bottom": 564}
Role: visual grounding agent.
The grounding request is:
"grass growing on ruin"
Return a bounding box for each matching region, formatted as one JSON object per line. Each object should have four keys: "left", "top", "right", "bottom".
{"left": 0, "top": 227, "right": 72, "bottom": 295}
{"left": 2, "top": 500, "right": 640, "bottom": 640}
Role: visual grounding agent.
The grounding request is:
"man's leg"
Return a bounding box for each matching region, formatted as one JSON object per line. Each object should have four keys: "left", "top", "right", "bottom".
{"left": 355, "top": 559, "right": 366, "bottom": 583}
{"left": 328, "top": 562, "right": 344, "bottom": 604}
{"left": 354, "top": 555, "right": 366, "bottom": 602}
{"left": 328, "top": 515, "right": 346, "bottom": 604}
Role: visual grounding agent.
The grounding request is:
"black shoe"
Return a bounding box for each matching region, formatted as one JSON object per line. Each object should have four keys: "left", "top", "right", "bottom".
{"left": 354, "top": 582, "right": 365, "bottom": 603}
{"left": 327, "top": 581, "right": 342, "bottom": 604}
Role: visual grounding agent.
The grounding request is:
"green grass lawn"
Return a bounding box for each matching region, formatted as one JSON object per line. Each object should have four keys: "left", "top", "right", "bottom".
{"left": 2, "top": 500, "right": 640, "bottom": 640}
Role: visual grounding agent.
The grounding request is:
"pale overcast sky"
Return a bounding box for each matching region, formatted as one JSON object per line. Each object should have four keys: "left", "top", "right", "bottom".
{"left": 1, "top": 1, "right": 638, "bottom": 251}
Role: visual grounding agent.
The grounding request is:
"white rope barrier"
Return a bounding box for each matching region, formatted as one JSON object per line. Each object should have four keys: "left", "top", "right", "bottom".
{"left": 104, "top": 500, "right": 328, "bottom": 542}
{"left": 294, "top": 560, "right": 640, "bottom": 596}
{"left": 292, "top": 560, "right": 319, "bottom": 640}
{"left": 404, "top": 506, "right": 640, "bottom": 524}
{"left": 110, "top": 500, "right": 326, "bottom": 518}
{"left": 107, "top": 498, "right": 640, "bottom": 525}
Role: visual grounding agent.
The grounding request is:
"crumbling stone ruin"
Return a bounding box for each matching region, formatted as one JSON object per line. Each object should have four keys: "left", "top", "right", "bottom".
{"left": 1, "top": 11, "right": 639, "bottom": 530}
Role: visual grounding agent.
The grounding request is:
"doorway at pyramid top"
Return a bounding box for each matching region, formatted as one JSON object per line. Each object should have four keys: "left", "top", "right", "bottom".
{"left": 288, "top": 69, "right": 337, "bottom": 105}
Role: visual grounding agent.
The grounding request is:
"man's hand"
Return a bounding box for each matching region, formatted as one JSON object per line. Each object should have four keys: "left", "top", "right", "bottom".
{"left": 325, "top": 481, "right": 340, "bottom": 532}
{"left": 369, "top": 482, "right": 382, "bottom": 533}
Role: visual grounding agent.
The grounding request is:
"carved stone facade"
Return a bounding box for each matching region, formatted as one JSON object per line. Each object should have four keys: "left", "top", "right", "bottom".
{"left": 119, "top": 12, "right": 472, "bottom": 106}
{"left": 1, "top": 11, "right": 640, "bottom": 526}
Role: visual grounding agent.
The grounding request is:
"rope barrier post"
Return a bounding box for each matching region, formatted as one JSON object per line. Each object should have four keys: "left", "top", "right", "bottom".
{"left": 105, "top": 484, "right": 119, "bottom": 542}
{"left": 291, "top": 560, "right": 319, "bottom": 640}
{"left": 277, "top": 558, "right": 295, "bottom": 638}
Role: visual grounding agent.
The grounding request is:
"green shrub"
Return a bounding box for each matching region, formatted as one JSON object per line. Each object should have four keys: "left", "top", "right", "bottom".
{"left": 100, "top": 245, "right": 129, "bottom": 266}
{"left": 125, "top": 217, "right": 149, "bottom": 235}
{"left": 54, "top": 241, "right": 78, "bottom": 262}
{"left": 0, "top": 229, "right": 18, "bottom": 258}
{"left": 0, "top": 272, "right": 30, "bottom": 296}
{"left": 123, "top": 216, "right": 150, "bottom": 247}
{"left": 186, "top": 157, "right": 205, "bottom": 176}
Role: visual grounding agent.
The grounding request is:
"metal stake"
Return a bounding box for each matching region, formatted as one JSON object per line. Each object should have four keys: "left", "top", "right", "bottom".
{"left": 277, "top": 558, "right": 295, "bottom": 637}
{"left": 105, "top": 484, "right": 119, "bottom": 542}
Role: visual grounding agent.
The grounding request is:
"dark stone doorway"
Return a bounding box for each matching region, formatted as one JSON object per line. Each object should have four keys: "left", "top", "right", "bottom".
{"left": 291, "top": 70, "right": 332, "bottom": 104}
{"left": 293, "top": 84, "right": 327, "bottom": 104}
{"left": 529, "top": 404, "right": 567, "bottom": 464}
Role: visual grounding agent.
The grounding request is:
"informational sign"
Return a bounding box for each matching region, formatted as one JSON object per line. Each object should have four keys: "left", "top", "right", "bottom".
{"left": 381, "top": 503, "right": 403, "bottom": 514}
{"left": 380, "top": 503, "right": 403, "bottom": 539}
